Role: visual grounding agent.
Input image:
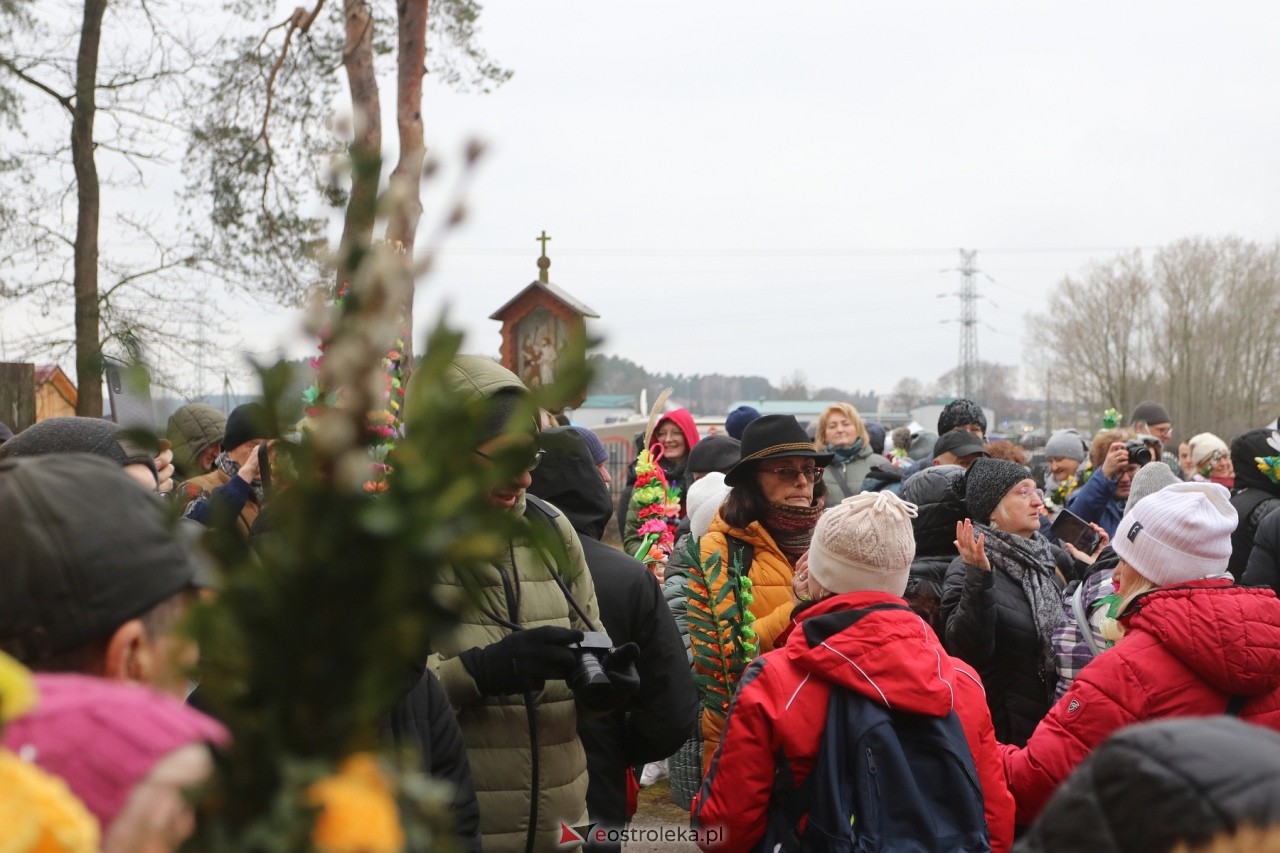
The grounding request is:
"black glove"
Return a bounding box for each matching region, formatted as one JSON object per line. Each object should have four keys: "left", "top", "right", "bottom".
{"left": 459, "top": 625, "right": 584, "bottom": 697}
{"left": 577, "top": 642, "right": 641, "bottom": 713}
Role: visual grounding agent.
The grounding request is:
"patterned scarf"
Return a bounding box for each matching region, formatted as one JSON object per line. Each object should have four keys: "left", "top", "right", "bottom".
{"left": 762, "top": 499, "right": 824, "bottom": 566}
{"left": 216, "top": 451, "right": 263, "bottom": 504}
{"left": 978, "top": 523, "right": 1062, "bottom": 683}
{"left": 827, "top": 438, "right": 865, "bottom": 467}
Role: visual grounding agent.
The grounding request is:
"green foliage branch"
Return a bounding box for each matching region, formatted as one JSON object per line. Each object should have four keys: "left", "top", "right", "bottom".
{"left": 684, "top": 537, "right": 758, "bottom": 723}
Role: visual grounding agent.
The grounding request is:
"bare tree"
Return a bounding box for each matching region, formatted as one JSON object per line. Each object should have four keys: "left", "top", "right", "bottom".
{"left": 185, "top": 0, "right": 510, "bottom": 379}
{"left": 0, "top": 0, "right": 217, "bottom": 413}
{"left": 887, "top": 376, "right": 926, "bottom": 412}
{"left": 777, "top": 369, "right": 810, "bottom": 401}
{"left": 1028, "top": 238, "right": 1280, "bottom": 440}
{"left": 933, "top": 361, "right": 1019, "bottom": 420}
{"left": 1028, "top": 250, "right": 1155, "bottom": 419}
{"left": 1152, "top": 237, "right": 1280, "bottom": 435}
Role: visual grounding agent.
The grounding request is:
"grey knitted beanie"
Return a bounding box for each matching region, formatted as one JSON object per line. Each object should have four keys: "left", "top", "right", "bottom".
{"left": 1130, "top": 401, "right": 1171, "bottom": 427}
{"left": 964, "top": 457, "right": 1032, "bottom": 523}
{"left": 1043, "top": 429, "right": 1087, "bottom": 462}
{"left": 1124, "top": 461, "right": 1179, "bottom": 515}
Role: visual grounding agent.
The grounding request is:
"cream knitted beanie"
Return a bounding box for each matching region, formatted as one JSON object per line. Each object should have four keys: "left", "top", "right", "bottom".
{"left": 808, "top": 492, "right": 918, "bottom": 597}
{"left": 1188, "top": 432, "right": 1229, "bottom": 473}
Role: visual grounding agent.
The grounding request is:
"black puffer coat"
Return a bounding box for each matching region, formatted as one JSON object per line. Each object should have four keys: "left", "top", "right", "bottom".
{"left": 901, "top": 465, "right": 967, "bottom": 635}
{"left": 941, "top": 538, "right": 1073, "bottom": 748}
{"left": 385, "top": 669, "right": 482, "bottom": 852}
{"left": 1017, "top": 716, "right": 1280, "bottom": 852}
{"left": 530, "top": 428, "right": 697, "bottom": 846}
{"left": 1228, "top": 428, "right": 1280, "bottom": 580}
{"left": 1242, "top": 505, "right": 1280, "bottom": 595}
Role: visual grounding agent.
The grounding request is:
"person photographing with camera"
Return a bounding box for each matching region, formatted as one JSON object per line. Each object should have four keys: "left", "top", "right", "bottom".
{"left": 1064, "top": 430, "right": 1151, "bottom": 540}
{"left": 404, "top": 355, "right": 640, "bottom": 853}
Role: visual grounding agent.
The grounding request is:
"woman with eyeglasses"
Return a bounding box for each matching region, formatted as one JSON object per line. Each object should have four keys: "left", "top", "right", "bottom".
{"left": 942, "top": 458, "right": 1072, "bottom": 747}
{"left": 690, "top": 414, "right": 832, "bottom": 770}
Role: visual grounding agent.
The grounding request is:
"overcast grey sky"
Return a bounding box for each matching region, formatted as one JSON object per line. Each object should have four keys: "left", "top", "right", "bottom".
{"left": 9, "top": 1, "right": 1280, "bottom": 402}
{"left": 382, "top": 0, "right": 1280, "bottom": 399}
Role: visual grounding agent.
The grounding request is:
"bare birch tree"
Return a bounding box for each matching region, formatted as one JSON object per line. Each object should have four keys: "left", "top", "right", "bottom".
{"left": 1029, "top": 238, "right": 1280, "bottom": 439}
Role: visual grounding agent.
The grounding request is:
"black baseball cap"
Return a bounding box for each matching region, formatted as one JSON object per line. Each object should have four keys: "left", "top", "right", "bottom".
{"left": 933, "top": 430, "right": 989, "bottom": 460}
{"left": 0, "top": 454, "right": 200, "bottom": 664}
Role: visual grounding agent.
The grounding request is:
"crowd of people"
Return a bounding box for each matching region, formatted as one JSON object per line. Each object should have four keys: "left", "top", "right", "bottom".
{"left": 1, "top": 381, "right": 1279, "bottom": 852}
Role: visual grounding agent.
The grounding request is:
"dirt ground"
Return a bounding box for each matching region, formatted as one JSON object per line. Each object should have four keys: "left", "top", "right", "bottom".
{"left": 624, "top": 779, "right": 700, "bottom": 852}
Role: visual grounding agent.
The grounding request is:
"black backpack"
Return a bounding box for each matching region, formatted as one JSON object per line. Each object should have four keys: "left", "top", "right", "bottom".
{"left": 758, "top": 645, "right": 990, "bottom": 852}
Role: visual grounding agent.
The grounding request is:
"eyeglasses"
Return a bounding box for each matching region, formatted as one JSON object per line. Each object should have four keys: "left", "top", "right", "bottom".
{"left": 474, "top": 448, "right": 545, "bottom": 472}
{"left": 760, "top": 465, "right": 824, "bottom": 483}
{"left": 1008, "top": 483, "right": 1042, "bottom": 501}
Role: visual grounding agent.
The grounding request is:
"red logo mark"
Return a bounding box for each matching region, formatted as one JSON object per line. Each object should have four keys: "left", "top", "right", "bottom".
{"left": 558, "top": 823, "right": 585, "bottom": 846}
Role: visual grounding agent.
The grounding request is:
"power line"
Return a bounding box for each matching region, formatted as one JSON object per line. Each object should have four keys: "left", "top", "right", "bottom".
{"left": 432, "top": 245, "right": 1156, "bottom": 258}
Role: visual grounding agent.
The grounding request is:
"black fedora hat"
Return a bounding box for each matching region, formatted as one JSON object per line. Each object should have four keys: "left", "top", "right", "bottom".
{"left": 725, "top": 414, "right": 834, "bottom": 487}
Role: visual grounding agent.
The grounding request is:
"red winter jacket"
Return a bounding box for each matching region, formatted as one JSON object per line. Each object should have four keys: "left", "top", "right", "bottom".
{"left": 1001, "top": 580, "right": 1280, "bottom": 825}
{"left": 692, "top": 591, "right": 1015, "bottom": 853}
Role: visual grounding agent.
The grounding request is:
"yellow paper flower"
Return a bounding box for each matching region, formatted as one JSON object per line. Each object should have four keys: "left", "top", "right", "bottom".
{"left": 0, "top": 750, "right": 99, "bottom": 853}
{"left": 0, "top": 650, "right": 35, "bottom": 723}
{"left": 308, "top": 753, "right": 405, "bottom": 853}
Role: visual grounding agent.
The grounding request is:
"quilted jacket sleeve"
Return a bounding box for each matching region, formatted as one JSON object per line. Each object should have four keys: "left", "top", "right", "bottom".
{"left": 692, "top": 659, "right": 779, "bottom": 852}
{"left": 943, "top": 558, "right": 998, "bottom": 665}
{"left": 1000, "top": 650, "right": 1142, "bottom": 825}
{"left": 1242, "top": 508, "right": 1280, "bottom": 594}
{"left": 1064, "top": 471, "right": 1116, "bottom": 530}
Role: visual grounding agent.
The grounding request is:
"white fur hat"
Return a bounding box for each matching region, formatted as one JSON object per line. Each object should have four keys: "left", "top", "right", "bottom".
{"left": 808, "top": 492, "right": 918, "bottom": 597}
{"left": 1113, "top": 481, "right": 1237, "bottom": 586}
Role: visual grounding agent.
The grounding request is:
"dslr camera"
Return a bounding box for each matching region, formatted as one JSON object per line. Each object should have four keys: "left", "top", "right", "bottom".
{"left": 1124, "top": 438, "right": 1154, "bottom": 467}
{"left": 568, "top": 631, "right": 615, "bottom": 705}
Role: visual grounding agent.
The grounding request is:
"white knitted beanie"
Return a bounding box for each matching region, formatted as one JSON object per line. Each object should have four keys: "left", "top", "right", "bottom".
{"left": 808, "top": 492, "right": 918, "bottom": 597}
{"left": 687, "top": 473, "right": 731, "bottom": 539}
{"left": 1112, "top": 481, "right": 1238, "bottom": 586}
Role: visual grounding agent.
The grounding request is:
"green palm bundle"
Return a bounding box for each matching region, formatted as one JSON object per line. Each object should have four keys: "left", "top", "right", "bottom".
{"left": 184, "top": 151, "right": 591, "bottom": 850}
{"left": 684, "top": 537, "right": 758, "bottom": 723}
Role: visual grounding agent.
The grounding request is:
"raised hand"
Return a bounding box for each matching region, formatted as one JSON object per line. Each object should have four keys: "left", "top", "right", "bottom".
{"left": 954, "top": 519, "right": 991, "bottom": 571}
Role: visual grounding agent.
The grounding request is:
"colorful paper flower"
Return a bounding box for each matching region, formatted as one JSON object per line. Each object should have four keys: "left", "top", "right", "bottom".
{"left": 306, "top": 276, "right": 408, "bottom": 490}
{"left": 0, "top": 651, "right": 34, "bottom": 724}
{"left": 629, "top": 449, "right": 683, "bottom": 562}
{"left": 0, "top": 751, "right": 99, "bottom": 853}
{"left": 307, "top": 754, "right": 405, "bottom": 853}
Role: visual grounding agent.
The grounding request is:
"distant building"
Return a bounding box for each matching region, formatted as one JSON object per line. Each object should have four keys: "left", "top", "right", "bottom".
{"left": 726, "top": 399, "right": 912, "bottom": 431}
{"left": 34, "top": 365, "right": 78, "bottom": 421}
{"left": 571, "top": 394, "right": 640, "bottom": 427}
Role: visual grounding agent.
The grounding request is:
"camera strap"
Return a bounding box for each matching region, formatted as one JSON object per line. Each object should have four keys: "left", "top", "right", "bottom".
{"left": 523, "top": 494, "right": 601, "bottom": 633}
